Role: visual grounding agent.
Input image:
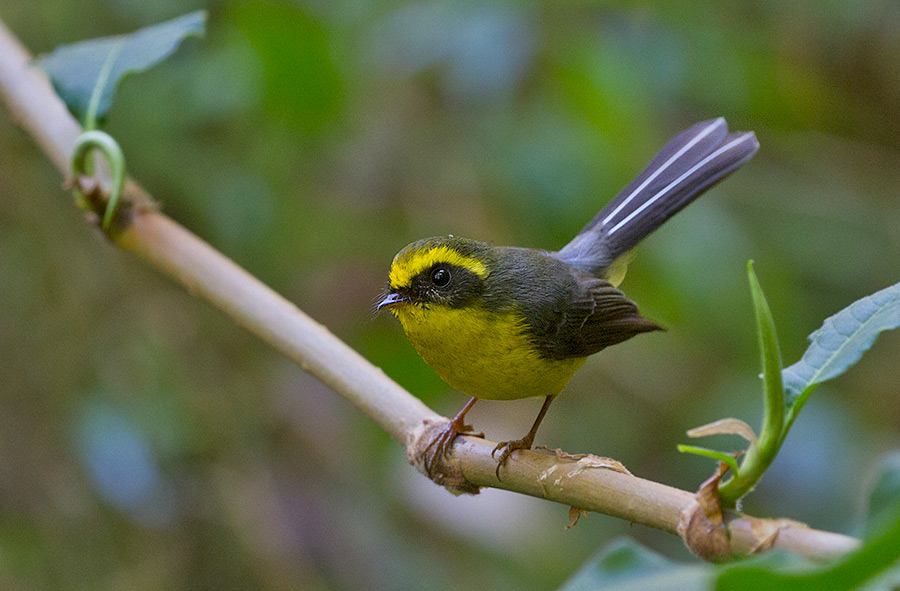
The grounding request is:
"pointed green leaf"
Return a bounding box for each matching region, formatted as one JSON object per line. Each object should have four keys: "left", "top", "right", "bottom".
{"left": 717, "top": 263, "right": 784, "bottom": 505}
{"left": 747, "top": 261, "right": 784, "bottom": 450}
{"left": 677, "top": 445, "right": 741, "bottom": 476}
{"left": 782, "top": 281, "right": 900, "bottom": 426}
{"left": 37, "top": 11, "right": 206, "bottom": 126}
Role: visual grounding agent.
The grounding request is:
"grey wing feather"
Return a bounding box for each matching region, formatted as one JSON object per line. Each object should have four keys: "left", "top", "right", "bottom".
{"left": 535, "top": 275, "right": 662, "bottom": 360}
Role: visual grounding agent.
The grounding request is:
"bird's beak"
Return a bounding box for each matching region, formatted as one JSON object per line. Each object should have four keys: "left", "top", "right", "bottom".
{"left": 376, "top": 291, "right": 409, "bottom": 311}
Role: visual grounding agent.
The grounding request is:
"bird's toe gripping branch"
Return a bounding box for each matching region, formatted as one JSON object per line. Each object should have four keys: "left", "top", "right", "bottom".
{"left": 407, "top": 418, "right": 481, "bottom": 495}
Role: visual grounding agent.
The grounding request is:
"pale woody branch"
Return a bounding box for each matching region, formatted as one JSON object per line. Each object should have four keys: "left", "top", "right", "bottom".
{"left": 0, "top": 18, "right": 859, "bottom": 562}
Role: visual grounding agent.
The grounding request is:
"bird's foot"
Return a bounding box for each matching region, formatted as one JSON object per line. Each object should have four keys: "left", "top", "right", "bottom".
{"left": 422, "top": 418, "right": 483, "bottom": 478}
{"left": 491, "top": 434, "right": 536, "bottom": 479}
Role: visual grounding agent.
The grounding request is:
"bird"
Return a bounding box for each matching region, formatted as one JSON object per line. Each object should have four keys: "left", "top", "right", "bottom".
{"left": 376, "top": 118, "right": 758, "bottom": 477}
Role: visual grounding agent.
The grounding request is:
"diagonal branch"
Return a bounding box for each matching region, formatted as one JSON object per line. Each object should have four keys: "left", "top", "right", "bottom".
{"left": 0, "top": 18, "right": 859, "bottom": 562}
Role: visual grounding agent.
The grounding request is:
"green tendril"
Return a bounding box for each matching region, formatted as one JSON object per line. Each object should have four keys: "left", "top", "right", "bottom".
{"left": 71, "top": 130, "right": 126, "bottom": 230}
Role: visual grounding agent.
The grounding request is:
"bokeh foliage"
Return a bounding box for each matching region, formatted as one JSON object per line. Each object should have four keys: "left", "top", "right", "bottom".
{"left": 2, "top": 1, "right": 900, "bottom": 589}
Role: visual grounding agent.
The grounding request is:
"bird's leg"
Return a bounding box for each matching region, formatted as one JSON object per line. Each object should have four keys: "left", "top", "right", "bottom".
{"left": 491, "top": 395, "right": 556, "bottom": 478}
{"left": 423, "top": 397, "right": 483, "bottom": 476}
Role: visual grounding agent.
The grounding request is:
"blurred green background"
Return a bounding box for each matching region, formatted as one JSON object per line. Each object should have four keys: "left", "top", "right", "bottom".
{"left": 2, "top": 1, "right": 900, "bottom": 589}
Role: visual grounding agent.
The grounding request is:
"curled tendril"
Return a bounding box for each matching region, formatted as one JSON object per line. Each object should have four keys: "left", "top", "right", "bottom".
{"left": 71, "top": 130, "right": 126, "bottom": 230}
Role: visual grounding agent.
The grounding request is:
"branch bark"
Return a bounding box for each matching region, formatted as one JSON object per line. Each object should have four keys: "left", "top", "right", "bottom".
{"left": 0, "top": 18, "right": 860, "bottom": 562}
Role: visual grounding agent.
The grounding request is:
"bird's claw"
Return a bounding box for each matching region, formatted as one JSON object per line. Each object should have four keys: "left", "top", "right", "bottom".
{"left": 491, "top": 435, "right": 535, "bottom": 479}
{"left": 423, "top": 421, "right": 483, "bottom": 477}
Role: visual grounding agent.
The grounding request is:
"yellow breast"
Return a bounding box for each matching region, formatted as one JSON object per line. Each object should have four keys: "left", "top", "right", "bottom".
{"left": 393, "top": 304, "right": 586, "bottom": 401}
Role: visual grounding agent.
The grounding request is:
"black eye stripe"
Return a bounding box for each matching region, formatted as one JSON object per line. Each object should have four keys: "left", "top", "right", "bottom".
{"left": 409, "top": 263, "right": 483, "bottom": 308}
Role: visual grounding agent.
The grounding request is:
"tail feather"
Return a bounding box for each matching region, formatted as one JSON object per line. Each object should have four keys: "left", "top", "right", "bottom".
{"left": 555, "top": 118, "right": 758, "bottom": 277}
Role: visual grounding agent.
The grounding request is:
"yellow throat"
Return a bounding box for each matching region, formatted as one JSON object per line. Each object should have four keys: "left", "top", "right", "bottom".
{"left": 392, "top": 302, "right": 586, "bottom": 401}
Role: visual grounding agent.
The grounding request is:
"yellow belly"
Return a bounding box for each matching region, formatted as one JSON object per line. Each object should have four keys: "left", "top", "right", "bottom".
{"left": 394, "top": 305, "right": 586, "bottom": 401}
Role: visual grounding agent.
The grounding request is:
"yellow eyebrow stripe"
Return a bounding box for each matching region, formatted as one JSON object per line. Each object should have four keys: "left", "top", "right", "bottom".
{"left": 389, "top": 245, "right": 488, "bottom": 288}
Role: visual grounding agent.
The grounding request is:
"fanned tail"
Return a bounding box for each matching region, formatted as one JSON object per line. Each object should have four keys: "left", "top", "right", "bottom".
{"left": 555, "top": 118, "right": 759, "bottom": 277}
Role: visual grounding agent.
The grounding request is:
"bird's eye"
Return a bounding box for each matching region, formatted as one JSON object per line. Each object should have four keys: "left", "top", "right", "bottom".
{"left": 431, "top": 267, "right": 451, "bottom": 287}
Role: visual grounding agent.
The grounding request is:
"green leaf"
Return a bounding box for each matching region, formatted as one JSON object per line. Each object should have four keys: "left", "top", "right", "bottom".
{"left": 864, "top": 452, "right": 900, "bottom": 540}
{"left": 782, "top": 281, "right": 900, "bottom": 428}
{"left": 559, "top": 538, "right": 712, "bottom": 591}
{"left": 748, "top": 261, "right": 784, "bottom": 449}
{"left": 561, "top": 539, "right": 807, "bottom": 591}
{"left": 677, "top": 444, "right": 740, "bottom": 476}
{"left": 717, "top": 263, "right": 784, "bottom": 505}
{"left": 37, "top": 11, "right": 206, "bottom": 126}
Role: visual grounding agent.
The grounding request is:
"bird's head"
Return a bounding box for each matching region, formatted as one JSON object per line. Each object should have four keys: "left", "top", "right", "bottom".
{"left": 376, "top": 236, "right": 492, "bottom": 315}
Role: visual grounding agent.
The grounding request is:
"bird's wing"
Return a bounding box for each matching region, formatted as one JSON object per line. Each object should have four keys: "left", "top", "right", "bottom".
{"left": 535, "top": 273, "right": 662, "bottom": 360}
